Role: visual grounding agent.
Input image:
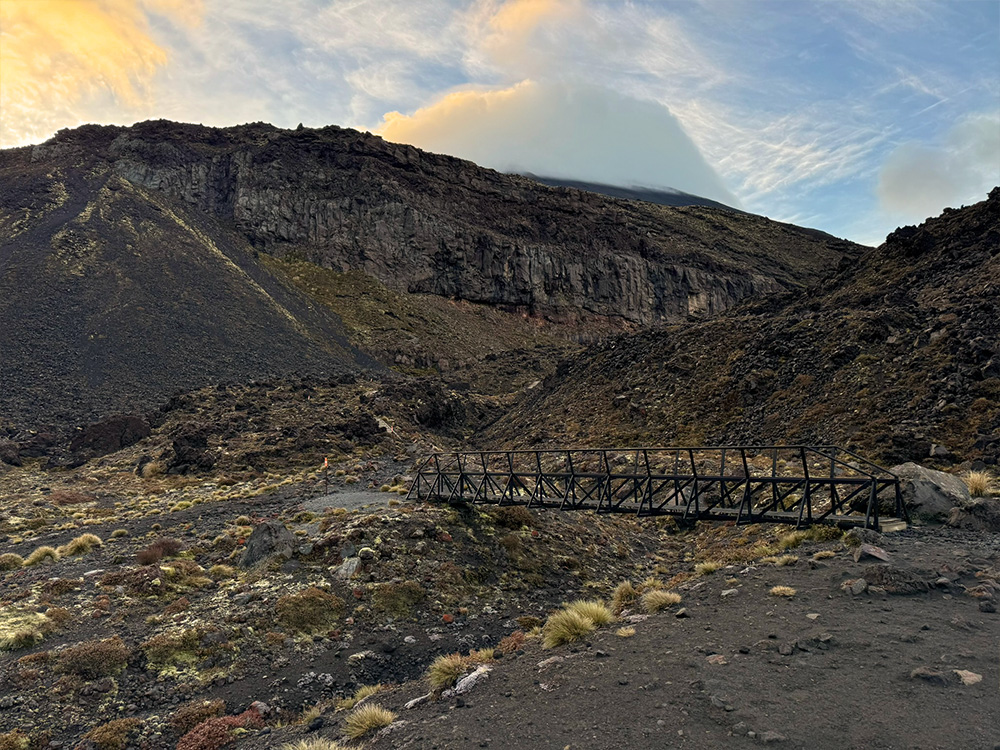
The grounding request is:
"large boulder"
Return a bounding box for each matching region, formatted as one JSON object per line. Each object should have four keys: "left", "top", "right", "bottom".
{"left": 240, "top": 520, "right": 296, "bottom": 568}
{"left": 70, "top": 415, "right": 150, "bottom": 455}
{"left": 890, "top": 462, "right": 971, "bottom": 523}
{"left": 948, "top": 497, "right": 1000, "bottom": 533}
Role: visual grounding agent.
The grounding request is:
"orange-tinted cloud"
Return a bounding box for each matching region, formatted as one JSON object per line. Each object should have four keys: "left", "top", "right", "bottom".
{"left": 0, "top": 0, "right": 202, "bottom": 147}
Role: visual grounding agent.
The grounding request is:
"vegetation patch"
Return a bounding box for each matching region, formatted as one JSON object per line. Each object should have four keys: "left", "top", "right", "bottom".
{"left": 57, "top": 532, "right": 103, "bottom": 556}
{"left": 171, "top": 698, "right": 226, "bottom": 736}
{"left": 371, "top": 580, "right": 425, "bottom": 618}
{"left": 55, "top": 637, "right": 129, "bottom": 678}
{"left": 0, "top": 610, "right": 52, "bottom": 651}
{"left": 641, "top": 590, "right": 682, "bottom": 613}
{"left": 82, "top": 718, "right": 142, "bottom": 750}
{"left": 23, "top": 546, "right": 59, "bottom": 566}
{"left": 276, "top": 586, "right": 344, "bottom": 633}
{"left": 343, "top": 704, "right": 396, "bottom": 740}
{"left": 0, "top": 553, "right": 24, "bottom": 571}
{"left": 769, "top": 585, "right": 797, "bottom": 597}
{"left": 542, "top": 609, "right": 596, "bottom": 649}
{"left": 427, "top": 653, "right": 467, "bottom": 691}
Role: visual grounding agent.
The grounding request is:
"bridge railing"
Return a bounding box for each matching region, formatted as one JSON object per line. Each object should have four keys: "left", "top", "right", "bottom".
{"left": 406, "top": 446, "right": 907, "bottom": 531}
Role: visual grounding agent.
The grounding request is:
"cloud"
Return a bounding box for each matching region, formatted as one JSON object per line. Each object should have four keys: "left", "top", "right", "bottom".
{"left": 0, "top": 0, "right": 202, "bottom": 147}
{"left": 877, "top": 111, "right": 1000, "bottom": 220}
{"left": 378, "top": 79, "right": 739, "bottom": 205}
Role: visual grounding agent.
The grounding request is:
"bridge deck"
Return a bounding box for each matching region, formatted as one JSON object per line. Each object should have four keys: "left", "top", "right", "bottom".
{"left": 407, "top": 446, "right": 908, "bottom": 532}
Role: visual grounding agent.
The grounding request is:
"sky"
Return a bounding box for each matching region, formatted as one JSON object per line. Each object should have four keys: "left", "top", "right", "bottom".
{"left": 1, "top": 0, "right": 998, "bottom": 245}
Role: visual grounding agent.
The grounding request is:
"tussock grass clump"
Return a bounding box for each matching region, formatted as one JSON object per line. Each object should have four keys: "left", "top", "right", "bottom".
{"left": 778, "top": 531, "right": 809, "bottom": 550}
{"left": 964, "top": 470, "right": 993, "bottom": 497}
{"left": 0, "top": 553, "right": 24, "bottom": 571}
{"left": 282, "top": 740, "right": 346, "bottom": 750}
{"left": 111, "top": 529, "right": 129, "bottom": 538}
{"left": 55, "top": 637, "right": 129, "bottom": 678}
{"left": 57, "top": 533, "right": 103, "bottom": 557}
{"left": 812, "top": 550, "right": 837, "bottom": 560}
{"left": 208, "top": 564, "right": 237, "bottom": 580}
{"left": 469, "top": 647, "right": 497, "bottom": 663}
{"left": 24, "top": 546, "right": 59, "bottom": 566}
{"left": 428, "top": 653, "right": 467, "bottom": 691}
{"left": 0, "top": 731, "right": 29, "bottom": 750}
{"left": 0, "top": 610, "right": 52, "bottom": 651}
{"left": 136, "top": 537, "right": 182, "bottom": 565}
{"left": 343, "top": 704, "right": 396, "bottom": 740}
{"left": 769, "top": 585, "right": 797, "bottom": 597}
{"left": 498, "top": 630, "right": 526, "bottom": 654}
{"left": 82, "top": 718, "right": 142, "bottom": 750}
{"left": 336, "top": 683, "right": 382, "bottom": 711}
{"left": 761, "top": 555, "right": 799, "bottom": 567}
{"left": 694, "top": 561, "right": 722, "bottom": 575}
{"left": 493, "top": 505, "right": 535, "bottom": 529}
{"left": 276, "top": 586, "right": 345, "bottom": 633}
{"left": 616, "top": 626, "right": 636, "bottom": 638}
{"left": 565, "top": 599, "right": 613, "bottom": 626}
{"left": 641, "top": 590, "right": 682, "bottom": 613}
{"left": 611, "top": 581, "right": 638, "bottom": 612}
{"left": 542, "top": 609, "right": 596, "bottom": 649}
{"left": 140, "top": 461, "right": 164, "bottom": 479}
{"left": 370, "top": 580, "right": 424, "bottom": 618}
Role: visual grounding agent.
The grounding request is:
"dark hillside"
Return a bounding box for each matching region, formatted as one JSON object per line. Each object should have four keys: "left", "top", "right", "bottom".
{"left": 490, "top": 189, "right": 1000, "bottom": 466}
{"left": 0, "top": 153, "right": 367, "bottom": 429}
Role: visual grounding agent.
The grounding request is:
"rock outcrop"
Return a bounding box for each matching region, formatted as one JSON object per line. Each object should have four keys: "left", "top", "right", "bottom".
{"left": 891, "top": 463, "right": 972, "bottom": 523}
{"left": 33, "top": 120, "right": 859, "bottom": 328}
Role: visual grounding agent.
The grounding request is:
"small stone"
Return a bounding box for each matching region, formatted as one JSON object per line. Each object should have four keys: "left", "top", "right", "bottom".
{"left": 953, "top": 670, "right": 982, "bottom": 686}
{"left": 806, "top": 613, "right": 820, "bottom": 620}
{"left": 844, "top": 578, "right": 868, "bottom": 595}
{"left": 358, "top": 547, "right": 375, "bottom": 561}
{"left": 721, "top": 589, "right": 739, "bottom": 597}
{"left": 404, "top": 635, "right": 417, "bottom": 644}
{"left": 935, "top": 577, "right": 951, "bottom": 587}
{"left": 909, "top": 667, "right": 952, "bottom": 686}
{"left": 706, "top": 654, "right": 727, "bottom": 665}
{"left": 675, "top": 608, "right": 689, "bottom": 618}
{"left": 853, "top": 543, "right": 890, "bottom": 563}
{"left": 307, "top": 716, "right": 323, "bottom": 731}
{"left": 759, "top": 730, "right": 787, "bottom": 743}
{"left": 594, "top": 650, "right": 609, "bottom": 658}
{"left": 979, "top": 600, "right": 997, "bottom": 613}
{"left": 778, "top": 643, "right": 794, "bottom": 656}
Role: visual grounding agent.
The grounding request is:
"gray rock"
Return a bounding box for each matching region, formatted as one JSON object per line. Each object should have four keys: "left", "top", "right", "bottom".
{"left": 239, "top": 520, "right": 296, "bottom": 568}
{"left": 909, "top": 667, "right": 953, "bottom": 686}
{"left": 890, "top": 462, "right": 971, "bottom": 523}
{"left": 333, "top": 557, "right": 361, "bottom": 580}
{"left": 948, "top": 496, "right": 1000, "bottom": 533}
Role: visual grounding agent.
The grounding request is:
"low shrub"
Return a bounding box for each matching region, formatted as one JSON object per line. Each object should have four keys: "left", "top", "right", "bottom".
{"left": 171, "top": 699, "right": 226, "bottom": 735}
{"left": 55, "top": 637, "right": 129, "bottom": 679}
{"left": 82, "top": 718, "right": 142, "bottom": 750}
{"left": 49, "top": 490, "right": 95, "bottom": 506}
{"left": 493, "top": 505, "right": 535, "bottom": 529}
{"left": 175, "top": 708, "right": 263, "bottom": 750}
{"left": 276, "top": 587, "right": 344, "bottom": 633}
{"left": 371, "top": 580, "right": 424, "bottom": 618}
{"left": 497, "top": 630, "right": 526, "bottom": 654}
{"left": 136, "top": 537, "right": 182, "bottom": 565}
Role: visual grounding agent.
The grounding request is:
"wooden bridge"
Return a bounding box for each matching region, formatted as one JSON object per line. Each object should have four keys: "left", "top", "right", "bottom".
{"left": 407, "top": 445, "right": 908, "bottom": 532}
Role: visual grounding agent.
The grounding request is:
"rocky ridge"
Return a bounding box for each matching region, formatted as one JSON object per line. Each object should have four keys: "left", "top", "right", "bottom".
{"left": 490, "top": 189, "right": 1000, "bottom": 466}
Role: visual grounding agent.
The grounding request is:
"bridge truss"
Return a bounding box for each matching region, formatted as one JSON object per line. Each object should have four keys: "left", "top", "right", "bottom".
{"left": 407, "top": 446, "right": 908, "bottom": 532}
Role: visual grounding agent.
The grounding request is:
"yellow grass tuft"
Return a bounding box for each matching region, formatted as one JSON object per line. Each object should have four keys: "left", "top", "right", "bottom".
{"left": 964, "top": 471, "right": 992, "bottom": 497}
{"left": 641, "top": 589, "right": 681, "bottom": 613}
{"left": 694, "top": 561, "right": 722, "bottom": 575}
{"left": 336, "top": 683, "right": 382, "bottom": 711}
{"left": 565, "top": 599, "right": 614, "bottom": 626}
{"left": 616, "top": 626, "right": 636, "bottom": 638}
{"left": 812, "top": 550, "right": 837, "bottom": 560}
{"left": 760, "top": 555, "right": 799, "bottom": 567}
{"left": 57, "top": 533, "right": 103, "bottom": 557}
{"left": 0, "top": 553, "right": 24, "bottom": 571}
{"left": 427, "top": 653, "right": 467, "bottom": 691}
{"left": 342, "top": 703, "right": 396, "bottom": 740}
{"left": 542, "top": 609, "right": 596, "bottom": 649}
{"left": 611, "top": 581, "right": 638, "bottom": 612}
{"left": 769, "top": 585, "right": 797, "bottom": 597}
{"left": 282, "top": 740, "right": 346, "bottom": 750}
{"left": 24, "top": 546, "right": 59, "bottom": 566}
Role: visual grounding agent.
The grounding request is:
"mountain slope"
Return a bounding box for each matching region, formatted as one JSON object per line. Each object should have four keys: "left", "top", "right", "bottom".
{"left": 38, "top": 120, "right": 860, "bottom": 326}
{"left": 489, "top": 190, "right": 1000, "bottom": 465}
{"left": 0, "top": 150, "right": 369, "bottom": 429}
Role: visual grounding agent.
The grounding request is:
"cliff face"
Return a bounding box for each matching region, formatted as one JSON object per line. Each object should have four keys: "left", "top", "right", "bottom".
{"left": 31, "top": 120, "right": 861, "bottom": 327}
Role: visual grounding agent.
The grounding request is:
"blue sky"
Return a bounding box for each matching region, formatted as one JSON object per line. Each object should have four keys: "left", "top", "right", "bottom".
{"left": 2, "top": 0, "right": 998, "bottom": 245}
